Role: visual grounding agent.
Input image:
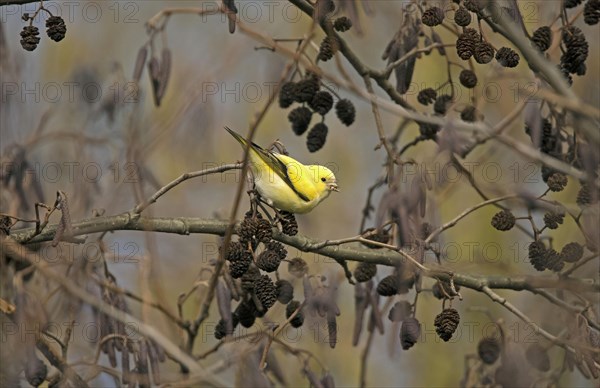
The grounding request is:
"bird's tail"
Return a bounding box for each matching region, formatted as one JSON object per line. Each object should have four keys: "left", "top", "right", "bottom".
{"left": 224, "top": 126, "right": 249, "bottom": 148}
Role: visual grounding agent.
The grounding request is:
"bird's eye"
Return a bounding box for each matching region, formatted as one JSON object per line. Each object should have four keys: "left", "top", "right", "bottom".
{"left": 321, "top": 177, "right": 326, "bottom": 182}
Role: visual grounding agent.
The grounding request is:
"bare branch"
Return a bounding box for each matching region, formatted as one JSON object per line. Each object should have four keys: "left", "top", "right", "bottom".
{"left": 36, "top": 338, "right": 89, "bottom": 388}
{"left": 425, "top": 195, "right": 520, "bottom": 244}
{"left": 481, "top": 286, "right": 594, "bottom": 355}
{"left": 481, "top": 4, "right": 599, "bottom": 145}
{"left": 9, "top": 215, "right": 599, "bottom": 295}
{"left": 0, "top": 0, "right": 39, "bottom": 6}
{"left": 132, "top": 163, "right": 242, "bottom": 214}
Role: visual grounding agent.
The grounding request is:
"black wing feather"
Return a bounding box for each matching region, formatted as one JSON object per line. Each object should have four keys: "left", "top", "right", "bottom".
{"left": 225, "top": 127, "right": 310, "bottom": 202}
{"left": 258, "top": 148, "right": 311, "bottom": 203}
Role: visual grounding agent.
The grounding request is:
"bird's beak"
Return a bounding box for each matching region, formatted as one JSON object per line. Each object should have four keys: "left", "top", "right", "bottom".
{"left": 330, "top": 184, "right": 339, "bottom": 192}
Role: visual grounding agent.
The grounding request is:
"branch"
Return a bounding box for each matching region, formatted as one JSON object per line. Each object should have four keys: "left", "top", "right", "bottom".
{"left": 36, "top": 338, "right": 89, "bottom": 388}
{"left": 0, "top": 237, "right": 221, "bottom": 383}
{"left": 481, "top": 3, "right": 599, "bottom": 145}
{"left": 0, "top": 0, "right": 38, "bottom": 6}
{"left": 284, "top": 0, "right": 597, "bottom": 185}
{"left": 518, "top": 87, "right": 600, "bottom": 120}
{"left": 10, "top": 214, "right": 599, "bottom": 294}
{"left": 481, "top": 286, "right": 583, "bottom": 354}
{"left": 425, "top": 195, "right": 519, "bottom": 244}
{"left": 223, "top": 1, "right": 595, "bottom": 186}
{"left": 132, "top": 163, "right": 242, "bottom": 214}
{"left": 359, "top": 330, "right": 375, "bottom": 388}
{"left": 92, "top": 276, "right": 187, "bottom": 330}
{"left": 379, "top": 43, "right": 456, "bottom": 79}
{"left": 287, "top": 0, "right": 412, "bottom": 108}
{"left": 485, "top": 7, "right": 572, "bottom": 98}
{"left": 145, "top": 6, "right": 222, "bottom": 29}
{"left": 363, "top": 75, "right": 395, "bottom": 175}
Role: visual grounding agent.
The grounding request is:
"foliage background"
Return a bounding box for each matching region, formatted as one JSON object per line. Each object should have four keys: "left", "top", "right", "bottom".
{"left": 1, "top": 0, "right": 598, "bottom": 386}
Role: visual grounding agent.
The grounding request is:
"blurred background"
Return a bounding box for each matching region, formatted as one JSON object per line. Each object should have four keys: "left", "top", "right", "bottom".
{"left": 1, "top": 0, "right": 598, "bottom": 386}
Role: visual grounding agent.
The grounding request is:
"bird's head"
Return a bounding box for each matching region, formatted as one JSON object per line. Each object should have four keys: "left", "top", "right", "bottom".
{"left": 313, "top": 166, "right": 339, "bottom": 194}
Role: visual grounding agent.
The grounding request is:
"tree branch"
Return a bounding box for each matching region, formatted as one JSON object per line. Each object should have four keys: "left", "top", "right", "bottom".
{"left": 225, "top": 2, "right": 596, "bottom": 186}
{"left": 36, "top": 338, "right": 89, "bottom": 388}
{"left": 481, "top": 3, "right": 599, "bottom": 145}
{"left": 480, "top": 286, "right": 593, "bottom": 355}
{"left": 9, "top": 214, "right": 599, "bottom": 295}
{"left": 0, "top": 0, "right": 38, "bottom": 6}
{"left": 284, "top": 0, "right": 597, "bottom": 185}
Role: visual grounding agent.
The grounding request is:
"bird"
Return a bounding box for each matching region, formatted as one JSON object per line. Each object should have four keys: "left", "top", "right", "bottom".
{"left": 225, "top": 127, "right": 338, "bottom": 214}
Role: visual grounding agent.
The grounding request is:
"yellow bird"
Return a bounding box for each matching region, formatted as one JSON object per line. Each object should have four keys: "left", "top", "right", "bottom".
{"left": 225, "top": 127, "right": 338, "bottom": 214}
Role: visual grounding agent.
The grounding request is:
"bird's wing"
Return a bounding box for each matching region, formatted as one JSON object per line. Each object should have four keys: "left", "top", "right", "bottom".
{"left": 274, "top": 154, "right": 319, "bottom": 202}
{"left": 257, "top": 149, "right": 313, "bottom": 203}
{"left": 225, "top": 127, "right": 311, "bottom": 202}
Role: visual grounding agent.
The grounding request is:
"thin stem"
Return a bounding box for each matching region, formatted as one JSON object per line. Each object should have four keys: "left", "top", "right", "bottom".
{"left": 132, "top": 163, "right": 242, "bottom": 214}
{"left": 561, "top": 254, "right": 599, "bottom": 277}
{"left": 425, "top": 195, "right": 519, "bottom": 244}
{"left": 359, "top": 329, "right": 375, "bottom": 388}
{"left": 480, "top": 286, "right": 588, "bottom": 354}
{"left": 363, "top": 75, "right": 396, "bottom": 181}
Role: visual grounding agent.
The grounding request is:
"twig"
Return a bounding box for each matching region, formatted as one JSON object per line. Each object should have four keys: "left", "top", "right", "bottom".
{"left": 363, "top": 75, "right": 396, "bottom": 177}
{"left": 460, "top": 97, "right": 528, "bottom": 157}
{"left": 425, "top": 195, "right": 519, "bottom": 244}
{"left": 259, "top": 300, "right": 306, "bottom": 370}
{"left": 480, "top": 4, "right": 599, "bottom": 146}
{"left": 533, "top": 289, "right": 599, "bottom": 331}
{"left": 92, "top": 276, "right": 188, "bottom": 330}
{"left": 480, "top": 286, "right": 585, "bottom": 354}
{"left": 561, "top": 254, "right": 599, "bottom": 277}
{"left": 132, "top": 163, "right": 242, "bottom": 214}
{"left": 398, "top": 136, "right": 425, "bottom": 157}
{"left": 26, "top": 202, "right": 56, "bottom": 242}
{"left": 359, "top": 175, "right": 386, "bottom": 232}
{"left": 0, "top": 214, "right": 38, "bottom": 223}
{"left": 380, "top": 44, "right": 456, "bottom": 79}
{"left": 25, "top": 131, "right": 115, "bottom": 150}
{"left": 36, "top": 337, "right": 89, "bottom": 388}
{"left": 195, "top": 340, "right": 227, "bottom": 360}
{"left": 447, "top": 155, "right": 535, "bottom": 240}
{"left": 146, "top": 7, "right": 222, "bottom": 30}
{"left": 518, "top": 87, "right": 600, "bottom": 119}
{"left": 494, "top": 132, "right": 595, "bottom": 184}
{"left": 359, "top": 330, "right": 375, "bottom": 388}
